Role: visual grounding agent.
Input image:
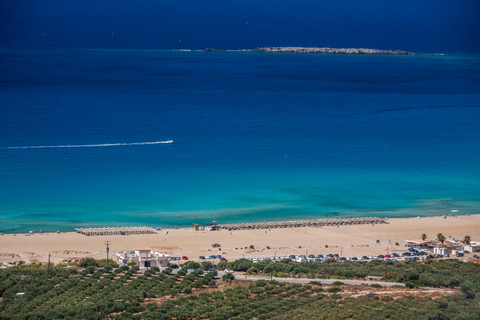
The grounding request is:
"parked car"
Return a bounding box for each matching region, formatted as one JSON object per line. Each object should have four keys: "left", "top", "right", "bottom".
{"left": 199, "top": 256, "right": 205, "bottom": 260}
{"left": 216, "top": 255, "right": 222, "bottom": 258}
{"left": 182, "top": 256, "right": 188, "bottom": 260}
{"left": 224, "top": 269, "right": 234, "bottom": 273}
{"left": 212, "top": 243, "right": 221, "bottom": 247}
{"left": 170, "top": 264, "right": 179, "bottom": 269}
{"left": 473, "top": 255, "right": 479, "bottom": 259}
{"left": 220, "top": 257, "right": 228, "bottom": 262}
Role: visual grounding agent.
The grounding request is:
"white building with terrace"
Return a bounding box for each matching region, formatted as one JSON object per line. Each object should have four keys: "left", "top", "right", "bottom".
{"left": 116, "top": 249, "right": 169, "bottom": 268}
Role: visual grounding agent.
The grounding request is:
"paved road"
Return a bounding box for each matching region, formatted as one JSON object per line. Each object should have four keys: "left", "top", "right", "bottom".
{"left": 220, "top": 274, "right": 405, "bottom": 287}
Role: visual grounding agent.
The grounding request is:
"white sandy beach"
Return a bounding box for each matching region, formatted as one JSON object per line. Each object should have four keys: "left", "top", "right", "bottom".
{"left": 1, "top": 215, "right": 479, "bottom": 265}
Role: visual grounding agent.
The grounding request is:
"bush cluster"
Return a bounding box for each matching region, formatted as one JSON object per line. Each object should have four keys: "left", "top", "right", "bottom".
{"left": 0, "top": 258, "right": 479, "bottom": 319}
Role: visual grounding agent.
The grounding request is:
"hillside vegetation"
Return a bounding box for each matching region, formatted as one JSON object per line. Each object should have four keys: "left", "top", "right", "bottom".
{"left": 0, "top": 258, "right": 479, "bottom": 319}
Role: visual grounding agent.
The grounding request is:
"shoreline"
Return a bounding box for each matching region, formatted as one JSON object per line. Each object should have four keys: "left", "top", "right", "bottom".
{"left": 1, "top": 214, "right": 478, "bottom": 266}
{"left": 1, "top": 208, "right": 477, "bottom": 234}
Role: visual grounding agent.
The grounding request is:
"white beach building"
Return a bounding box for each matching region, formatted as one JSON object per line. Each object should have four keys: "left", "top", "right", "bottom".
{"left": 116, "top": 249, "right": 169, "bottom": 268}
{"left": 464, "top": 241, "right": 479, "bottom": 252}
{"left": 432, "top": 240, "right": 464, "bottom": 256}
{"left": 404, "top": 239, "right": 432, "bottom": 251}
{"left": 433, "top": 247, "right": 450, "bottom": 256}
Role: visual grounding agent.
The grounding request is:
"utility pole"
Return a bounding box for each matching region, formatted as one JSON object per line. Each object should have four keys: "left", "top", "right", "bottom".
{"left": 105, "top": 241, "right": 111, "bottom": 265}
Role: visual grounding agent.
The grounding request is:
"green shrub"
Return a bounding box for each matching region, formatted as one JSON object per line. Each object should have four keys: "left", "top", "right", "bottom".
{"left": 246, "top": 267, "right": 258, "bottom": 275}
{"left": 211, "top": 291, "right": 224, "bottom": 301}
{"left": 327, "top": 287, "right": 342, "bottom": 293}
{"left": 201, "top": 261, "right": 214, "bottom": 269}
{"left": 250, "top": 287, "right": 264, "bottom": 295}
{"left": 222, "top": 273, "right": 235, "bottom": 282}
{"left": 177, "top": 269, "right": 187, "bottom": 277}
{"left": 79, "top": 257, "right": 99, "bottom": 268}
{"left": 383, "top": 272, "right": 398, "bottom": 281}
{"left": 461, "top": 284, "right": 476, "bottom": 299}
{"left": 403, "top": 271, "right": 419, "bottom": 281}
{"left": 184, "top": 261, "right": 200, "bottom": 269}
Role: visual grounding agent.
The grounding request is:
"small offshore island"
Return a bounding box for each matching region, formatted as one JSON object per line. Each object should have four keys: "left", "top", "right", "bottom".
{"left": 251, "top": 46, "right": 413, "bottom": 55}
{"left": 205, "top": 46, "right": 425, "bottom": 55}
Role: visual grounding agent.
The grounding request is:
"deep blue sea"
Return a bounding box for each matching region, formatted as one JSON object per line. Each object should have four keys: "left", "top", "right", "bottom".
{"left": 1, "top": 48, "right": 479, "bottom": 233}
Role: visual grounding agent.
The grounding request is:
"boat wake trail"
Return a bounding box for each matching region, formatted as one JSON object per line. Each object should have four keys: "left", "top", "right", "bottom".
{"left": 2, "top": 140, "right": 173, "bottom": 149}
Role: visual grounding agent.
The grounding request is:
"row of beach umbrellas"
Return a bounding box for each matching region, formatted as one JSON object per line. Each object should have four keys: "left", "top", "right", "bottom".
{"left": 216, "top": 217, "right": 386, "bottom": 230}
{"left": 75, "top": 226, "right": 158, "bottom": 236}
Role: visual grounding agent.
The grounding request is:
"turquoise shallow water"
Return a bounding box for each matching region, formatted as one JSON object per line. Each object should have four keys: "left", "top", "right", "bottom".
{"left": 0, "top": 50, "right": 479, "bottom": 232}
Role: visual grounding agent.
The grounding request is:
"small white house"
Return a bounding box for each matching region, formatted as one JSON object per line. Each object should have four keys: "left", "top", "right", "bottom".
{"left": 116, "top": 250, "right": 169, "bottom": 268}
{"left": 464, "top": 244, "right": 478, "bottom": 252}
{"left": 433, "top": 240, "right": 464, "bottom": 256}
{"left": 433, "top": 247, "right": 449, "bottom": 255}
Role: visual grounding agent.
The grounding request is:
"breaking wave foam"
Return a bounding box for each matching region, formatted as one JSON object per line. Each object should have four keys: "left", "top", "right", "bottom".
{"left": 3, "top": 140, "right": 173, "bottom": 149}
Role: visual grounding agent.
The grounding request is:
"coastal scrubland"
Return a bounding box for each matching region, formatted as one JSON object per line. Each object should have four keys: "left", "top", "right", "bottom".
{"left": 1, "top": 257, "right": 479, "bottom": 319}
